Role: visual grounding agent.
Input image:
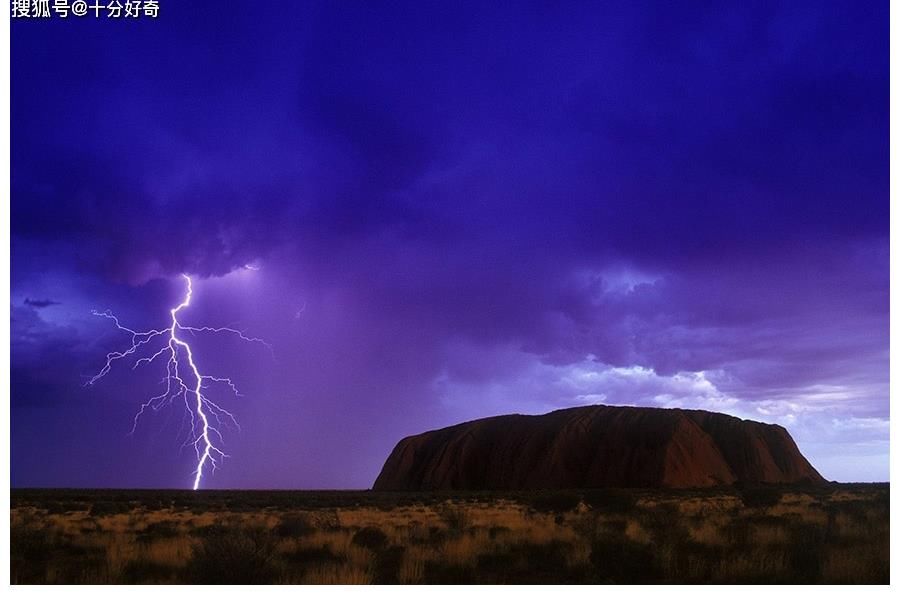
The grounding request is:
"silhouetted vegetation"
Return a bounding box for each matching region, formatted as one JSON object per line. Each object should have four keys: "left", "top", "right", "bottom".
{"left": 738, "top": 486, "right": 783, "bottom": 508}
{"left": 527, "top": 492, "right": 582, "bottom": 514}
{"left": 351, "top": 527, "right": 388, "bottom": 551}
{"left": 582, "top": 489, "right": 637, "bottom": 513}
{"left": 438, "top": 504, "right": 470, "bottom": 533}
{"left": 274, "top": 513, "right": 314, "bottom": 538}
{"left": 89, "top": 500, "right": 131, "bottom": 517}
{"left": 10, "top": 484, "right": 889, "bottom": 584}
{"left": 184, "top": 526, "right": 279, "bottom": 584}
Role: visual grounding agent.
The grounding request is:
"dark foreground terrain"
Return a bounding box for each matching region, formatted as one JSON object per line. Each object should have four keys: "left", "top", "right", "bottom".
{"left": 10, "top": 484, "right": 889, "bottom": 584}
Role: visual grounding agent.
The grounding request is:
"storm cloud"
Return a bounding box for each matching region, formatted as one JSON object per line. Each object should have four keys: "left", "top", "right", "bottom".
{"left": 11, "top": 1, "right": 888, "bottom": 486}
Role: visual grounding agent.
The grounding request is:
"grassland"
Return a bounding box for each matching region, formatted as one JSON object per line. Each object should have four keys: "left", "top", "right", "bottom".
{"left": 9, "top": 484, "right": 889, "bottom": 584}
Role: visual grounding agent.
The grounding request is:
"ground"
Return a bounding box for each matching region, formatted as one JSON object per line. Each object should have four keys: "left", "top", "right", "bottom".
{"left": 9, "top": 484, "right": 889, "bottom": 584}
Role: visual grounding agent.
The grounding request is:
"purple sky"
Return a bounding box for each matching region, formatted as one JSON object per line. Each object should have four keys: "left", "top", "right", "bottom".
{"left": 11, "top": 1, "right": 888, "bottom": 488}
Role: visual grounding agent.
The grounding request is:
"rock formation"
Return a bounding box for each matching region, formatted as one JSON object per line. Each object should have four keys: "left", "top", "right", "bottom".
{"left": 373, "top": 405, "right": 824, "bottom": 490}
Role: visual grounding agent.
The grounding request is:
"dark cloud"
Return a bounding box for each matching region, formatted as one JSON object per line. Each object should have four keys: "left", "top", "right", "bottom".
{"left": 23, "top": 298, "right": 60, "bottom": 308}
{"left": 11, "top": 304, "right": 90, "bottom": 407}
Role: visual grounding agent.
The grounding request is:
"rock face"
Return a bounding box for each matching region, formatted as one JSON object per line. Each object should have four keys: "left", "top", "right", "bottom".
{"left": 373, "top": 405, "right": 824, "bottom": 490}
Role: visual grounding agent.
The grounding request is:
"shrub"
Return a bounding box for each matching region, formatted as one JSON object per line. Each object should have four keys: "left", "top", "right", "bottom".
{"left": 473, "top": 541, "right": 585, "bottom": 584}
{"left": 89, "top": 501, "right": 130, "bottom": 517}
{"left": 138, "top": 521, "right": 181, "bottom": 542}
{"left": 274, "top": 513, "right": 314, "bottom": 538}
{"left": 528, "top": 492, "right": 581, "bottom": 514}
{"left": 582, "top": 490, "right": 636, "bottom": 513}
{"left": 10, "top": 527, "right": 54, "bottom": 584}
{"left": 590, "top": 536, "right": 660, "bottom": 583}
{"left": 785, "top": 522, "right": 827, "bottom": 582}
{"left": 183, "top": 526, "right": 279, "bottom": 584}
{"left": 438, "top": 505, "right": 470, "bottom": 533}
{"left": 44, "top": 501, "right": 68, "bottom": 515}
{"left": 351, "top": 527, "right": 388, "bottom": 551}
{"left": 372, "top": 545, "right": 406, "bottom": 583}
{"left": 739, "top": 487, "right": 782, "bottom": 509}
{"left": 283, "top": 546, "right": 342, "bottom": 566}
{"left": 121, "top": 560, "right": 178, "bottom": 584}
{"left": 423, "top": 561, "right": 475, "bottom": 583}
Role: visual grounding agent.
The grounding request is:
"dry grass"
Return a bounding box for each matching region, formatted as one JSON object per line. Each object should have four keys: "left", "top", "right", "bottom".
{"left": 398, "top": 547, "right": 428, "bottom": 583}
{"left": 10, "top": 485, "right": 889, "bottom": 584}
{"left": 625, "top": 518, "right": 652, "bottom": 544}
{"left": 751, "top": 523, "right": 789, "bottom": 546}
{"left": 302, "top": 563, "right": 372, "bottom": 584}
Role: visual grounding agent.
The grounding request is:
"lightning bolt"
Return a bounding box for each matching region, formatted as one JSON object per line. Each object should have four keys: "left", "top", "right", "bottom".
{"left": 87, "top": 274, "right": 269, "bottom": 490}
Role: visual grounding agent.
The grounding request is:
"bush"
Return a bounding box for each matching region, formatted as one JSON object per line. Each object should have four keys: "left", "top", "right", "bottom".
{"left": 10, "top": 527, "right": 54, "bottom": 584}
{"left": 183, "top": 526, "right": 280, "bottom": 584}
{"left": 590, "top": 536, "right": 660, "bottom": 583}
{"left": 528, "top": 492, "right": 581, "bottom": 514}
{"left": 283, "top": 546, "right": 342, "bottom": 566}
{"left": 582, "top": 490, "right": 636, "bottom": 513}
{"left": 138, "top": 521, "right": 181, "bottom": 542}
{"left": 438, "top": 505, "right": 470, "bottom": 533}
{"left": 44, "top": 501, "right": 69, "bottom": 514}
{"left": 473, "top": 541, "right": 585, "bottom": 584}
{"left": 274, "top": 513, "right": 314, "bottom": 538}
{"left": 372, "top": 545, "right": 406, "bottom": 583}
{"left": 351, "top": 527, "right": 388, "bottom": 551}
{"left": 89, "top": 501, "right": 130, "bottom": 517}
{"left": 739, "top": 487, "right": 782, "bottom": 509}
{"left": 786, "top": 522, "right": 827, "bottom": 582}
{"left": 424, "top": 561, "right": 475, "bottom": 583}
{"left": 121, "top": 560, "right": 178, "bottom": 584}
